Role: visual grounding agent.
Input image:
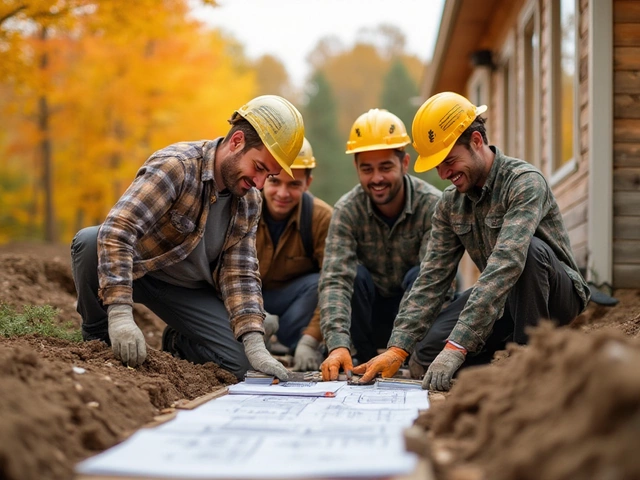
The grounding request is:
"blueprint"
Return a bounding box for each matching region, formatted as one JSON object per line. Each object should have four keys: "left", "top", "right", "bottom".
{"left": 75, "top": 381, "right": 429, "bottom": 479}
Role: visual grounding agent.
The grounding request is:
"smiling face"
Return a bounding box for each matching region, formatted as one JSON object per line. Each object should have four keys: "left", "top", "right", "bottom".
{"left": 355, "top": 149, "right": 409, "bottom": 217}
{"left": 219, "top": 131, "right": 282, "bottom": 197}
{"left": 263, "top": 168, "right": 311, "bottom": 221}
{"left": 435, "top": 131, "right": 490, "bottom": 193}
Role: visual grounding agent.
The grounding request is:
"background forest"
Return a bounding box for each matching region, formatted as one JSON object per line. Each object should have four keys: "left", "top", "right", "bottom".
{"left": 0, "top": 0, "right": 446, "bottom": 244}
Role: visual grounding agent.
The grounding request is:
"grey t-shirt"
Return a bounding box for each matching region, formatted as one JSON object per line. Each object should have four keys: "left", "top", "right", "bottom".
{"left": 148, "top": 189, "right": 233, "bottom": 288}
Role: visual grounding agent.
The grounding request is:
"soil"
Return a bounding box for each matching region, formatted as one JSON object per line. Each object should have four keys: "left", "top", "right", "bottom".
{"left": 1, "top": 241, "right": 639, "bottom": 480}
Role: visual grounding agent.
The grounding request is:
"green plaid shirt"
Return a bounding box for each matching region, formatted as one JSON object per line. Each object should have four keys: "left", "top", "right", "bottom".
{"left": 97, "top": 139, "right": 266, "bottom": 340}
{"left": 388, "top": 147, "right": 590, "bottom": 353}
{"left": 319, "top": 175, "right": 442, "bottom": 352}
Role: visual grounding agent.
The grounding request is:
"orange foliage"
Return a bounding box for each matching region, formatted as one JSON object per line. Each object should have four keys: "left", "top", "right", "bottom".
{"left": 0, "top": 0, "right": 256, "bottom": 242}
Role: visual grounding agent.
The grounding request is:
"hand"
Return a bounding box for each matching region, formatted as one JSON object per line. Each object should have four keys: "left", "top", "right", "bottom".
{"left": 320, "top": 347, "right": 353, "bottom": 381}
{"left": 242, "top": 332, "right": 290, "bottom": 380}
{"left": 352, "top": 347, "right": 408, "bottom": 383}
{"left": 292, "top": 335, "right": 324, "bottom": 372}
{"left": 107, "top": 304, "right": 147, "bottom": 367}
{"left": 422, "top": 344, "right": 466, "bottom": 391}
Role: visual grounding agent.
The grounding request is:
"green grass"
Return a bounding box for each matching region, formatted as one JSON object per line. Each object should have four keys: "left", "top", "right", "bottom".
{"left": 0, "top": 302, "right": 83, "bottom": 342}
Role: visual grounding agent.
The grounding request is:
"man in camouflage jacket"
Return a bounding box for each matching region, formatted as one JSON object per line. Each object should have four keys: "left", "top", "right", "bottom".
{"left": 353, "top": 92, "right": 590, "bottom": 390}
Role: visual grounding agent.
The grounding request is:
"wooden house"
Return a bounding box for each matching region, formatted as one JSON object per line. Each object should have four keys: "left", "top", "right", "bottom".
{"left": 422, "top": 0, "right": 640, "bottom": 289}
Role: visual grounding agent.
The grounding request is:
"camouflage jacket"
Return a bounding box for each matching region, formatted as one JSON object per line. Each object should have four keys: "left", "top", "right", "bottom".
{"left": 97, "top": 139, "right": 266, "bottom": 340}
{"left": 319, "top": 175, "right": 442, "bottom": 352}
{"left": 389, "top": 147, "right": 590, "bottom": 353}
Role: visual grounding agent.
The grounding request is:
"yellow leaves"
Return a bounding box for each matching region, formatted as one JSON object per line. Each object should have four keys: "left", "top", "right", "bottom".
{"left": 0, "top": 0, "right": 258, "bottom": 243}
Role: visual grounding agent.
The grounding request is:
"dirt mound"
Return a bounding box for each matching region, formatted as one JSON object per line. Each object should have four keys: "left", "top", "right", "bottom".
{"left": 0, "top": 335, "right": 237, "bottom": 480}
{"left": 416, "top": 323, "right": 640, "bottom": 480}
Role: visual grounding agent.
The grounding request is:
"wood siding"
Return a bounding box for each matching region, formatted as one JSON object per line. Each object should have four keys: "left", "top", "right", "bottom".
{"left": 613, "top": 0, "right": 640, "bottom": 287}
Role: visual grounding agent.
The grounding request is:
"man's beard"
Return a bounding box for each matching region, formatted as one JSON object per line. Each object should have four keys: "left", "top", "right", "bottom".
{"left": 220, "top": 150, "right": 255, "bottom": 196}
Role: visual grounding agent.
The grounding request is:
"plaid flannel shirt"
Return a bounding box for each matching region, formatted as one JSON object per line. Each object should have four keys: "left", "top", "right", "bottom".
{"left": 97, "top": 139, "right": 266, "bottom": 340}
{"left": 388, "top": 147, "right": 590, "bottom": 353}
{"left": 319, "top": 175, "right": 442, "bottom": 352}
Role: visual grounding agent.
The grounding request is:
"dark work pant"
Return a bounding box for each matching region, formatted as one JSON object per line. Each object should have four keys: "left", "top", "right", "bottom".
{"left": 262, "top": 272, "right": 320, "bottom": 350}
{"left": 350, "top": 265, "right": 420, "bottom": 362}
{"left": 70, "top": 226, "right": 251, "bottom": 380}
{"left": 413, "top": 236, "right": 584, "bottom": 369}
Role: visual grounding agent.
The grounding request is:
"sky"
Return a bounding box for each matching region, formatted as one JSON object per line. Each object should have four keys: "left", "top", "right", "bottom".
{"left": 190, "top": 0, "right": 445, "bottom": 88}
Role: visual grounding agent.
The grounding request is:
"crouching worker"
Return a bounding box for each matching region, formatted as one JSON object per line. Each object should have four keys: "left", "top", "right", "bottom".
{"left": 256, "top": 138, "right": 333, "bottom": 371}
{"left": 353, "top": 92, "right": 590, "bottom": 390}
{"left": 70, "top": 95, "right": 305, "bottom": 381}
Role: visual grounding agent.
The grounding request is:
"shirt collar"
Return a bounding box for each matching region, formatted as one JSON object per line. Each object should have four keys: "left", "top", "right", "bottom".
{"left": 202, "top": 137, "right": 223, "bottom": 187}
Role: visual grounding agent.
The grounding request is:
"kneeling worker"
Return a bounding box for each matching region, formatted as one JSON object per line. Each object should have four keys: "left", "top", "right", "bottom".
{"left": 257, "top": 138, "right": 333, "bottom": 371}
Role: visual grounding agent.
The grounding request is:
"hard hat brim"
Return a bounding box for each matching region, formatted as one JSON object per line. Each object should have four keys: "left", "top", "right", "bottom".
{"left": 414, "top": 144, "right": 455, "bottom": 173}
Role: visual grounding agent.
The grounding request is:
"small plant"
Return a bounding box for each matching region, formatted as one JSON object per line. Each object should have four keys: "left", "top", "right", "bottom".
{"left": 0, "top": 302, "right": 82, "bottom": 342}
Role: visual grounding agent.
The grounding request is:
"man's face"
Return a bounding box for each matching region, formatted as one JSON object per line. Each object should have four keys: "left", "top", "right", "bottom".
{"left": 220, "top": 146, "right": 282, "bottom": 197}
{"left": 435, "top": 135, "right": 487, "bottom": 193}
{"left": 263, "top": 169, "right": 311, "bottom": 221}
{"left": 355, "top": 150, "right": 408, "bottom": 207}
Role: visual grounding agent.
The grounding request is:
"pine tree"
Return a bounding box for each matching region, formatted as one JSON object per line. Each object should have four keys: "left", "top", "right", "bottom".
{"left": 303, "top": 71, "right": 357, "bottom": 205}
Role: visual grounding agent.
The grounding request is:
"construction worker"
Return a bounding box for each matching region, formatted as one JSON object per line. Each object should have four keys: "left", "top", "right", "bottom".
{"left": 70, "top": 95, "right": 305, "bottom": 381}
{"left": 319, "top": 109, "right": 444, "bottom": 381}
{"left": 256, "top": 138, "right": 333, "bottom": 371}
{"left": 353, "top": 92, "right": 590, "bottom": 391}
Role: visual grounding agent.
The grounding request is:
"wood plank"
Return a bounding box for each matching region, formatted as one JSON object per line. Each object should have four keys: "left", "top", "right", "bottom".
{"left": 613, "top": 240, "right": 640, "bottom": 264}
{"left": 614, "top": 93, "right": 640, "bottom": 118}
{"left": 614, "top": 216, "right": 640, "bottom": 239}
{"left": 174, "top": 387, "right": 228, "bottom": 410}
{"left": 613, "top": 191, "right": 640, "bottom": 215}
{"left": 614, "top": 1, "right": 640, "bottom": 23}
{"left": 562, "top": 200, "right": 588, "bottom": 230}
{"left": 614, "top": 24, "right": 640, "bottom": 47}
{"left": 613, "top": 167, "right": 640, "bottom": 191}
{"left": 613, "top": 264, "right": 640, "bottom": 288}
{"left": 614, "top": 143, "right": 640, "bottom": 167}
{"left": 614, "top": 118, "right": 640, "bottom": 142}
{"left": 614, "top": 46, "right": 640, "bottom": 70}
{"left": 614, "top": 71, "right": 640, "bottom": 94}
{"left": 567, "top": 222, "right": 588, "bottom": 251}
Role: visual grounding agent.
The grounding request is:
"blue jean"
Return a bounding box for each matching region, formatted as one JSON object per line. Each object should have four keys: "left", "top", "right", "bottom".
{"left": 350, "top": 265, "right": 420, "bottom": 362}
{"left": 70, "top": 226, "right": 251, "bottom": 380}
{"left": 262, "top": 272, "right": 319, "bottom": 350}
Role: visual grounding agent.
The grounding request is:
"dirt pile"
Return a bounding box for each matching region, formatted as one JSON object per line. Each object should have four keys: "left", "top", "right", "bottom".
{"left": 416, "top": 322, "right": 640, "bottom": 480}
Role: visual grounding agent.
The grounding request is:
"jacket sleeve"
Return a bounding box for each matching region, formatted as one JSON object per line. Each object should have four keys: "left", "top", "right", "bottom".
{"left": 318, "top": 205, "right": 359, "bottom": 352}
{"left": 218, "top": 203, "right": 265, "bottom": 340}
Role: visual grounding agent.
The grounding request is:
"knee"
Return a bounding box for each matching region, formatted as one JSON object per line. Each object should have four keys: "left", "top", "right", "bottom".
{"left": 401, "top": 265, "right": 420, "bottom": 291}
{"left": 71, "top": 226, "right": 100, "bottom": 255}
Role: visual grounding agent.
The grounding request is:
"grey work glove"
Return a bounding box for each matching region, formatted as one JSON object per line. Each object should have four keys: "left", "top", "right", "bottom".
{"left": 292, "top": 334, "right": 324, "bottom": 372}
{"left": 107, "top": 304, "right": 147, "bottom": 368}
{"left": 242, "top": 331, "right": 290, "bottom": 380}
{"left": 422, "top": 347, "right": 466, "bottom": 391}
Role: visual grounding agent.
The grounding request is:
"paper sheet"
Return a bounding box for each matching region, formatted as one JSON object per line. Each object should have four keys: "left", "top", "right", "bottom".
{"left": 76, "top": 381, "right": 429, "bottom": 479}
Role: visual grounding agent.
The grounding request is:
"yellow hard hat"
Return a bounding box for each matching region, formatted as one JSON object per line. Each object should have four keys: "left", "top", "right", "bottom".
{"left": 236, "top": 95, "right": 305, "bottom": 177}
{"left": 291, "top": 137, "right": 316, "bottom": 169}
{"left": 345, "top": 109, "right": 411, "bottom": 154}
{"left": 412, "top": 92, "right": 487, "bottom": 173}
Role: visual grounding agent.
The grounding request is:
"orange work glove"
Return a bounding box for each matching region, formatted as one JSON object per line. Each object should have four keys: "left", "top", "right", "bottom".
{"left": 352, "top": 347, "right": 409, "bottom": 384}
{"left": 321, "top": 347, "right": 353, "bottom": 381}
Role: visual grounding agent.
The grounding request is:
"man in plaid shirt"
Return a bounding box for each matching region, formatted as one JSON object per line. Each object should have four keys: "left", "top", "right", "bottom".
{"left": 353, "top": 92, "right": 590, "bottom": 390}
{"left": 71, "top": 95, "right": 304, "bottom": 381}
{"left": 319, "top": 109, "right": 444, "bottom": 381}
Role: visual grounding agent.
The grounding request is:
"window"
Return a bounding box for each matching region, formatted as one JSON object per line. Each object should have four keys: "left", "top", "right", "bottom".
{"left": 519, "top": 0, "right": 540, "bottom": 167}
{"left": 552, "top": 0, "right": 578, "bottom": 178}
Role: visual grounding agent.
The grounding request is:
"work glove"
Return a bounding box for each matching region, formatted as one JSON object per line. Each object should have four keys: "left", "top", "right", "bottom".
{"left": 292, "top": 334, "right": 324, "bottom": 372}
{"left": 352, "top": 347, "right": 409, "bottom": 384}
{"left": 107, "top": 304, "right": 147, "bottom": 368}
{"left": 320, "top": 347, "right": 353, "bottom": 381}
{"left": 242, "top": 331, "right": 290, "bottom": 380}
{"left": 422, "top": 343, "right": 466, "bottom": 391}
